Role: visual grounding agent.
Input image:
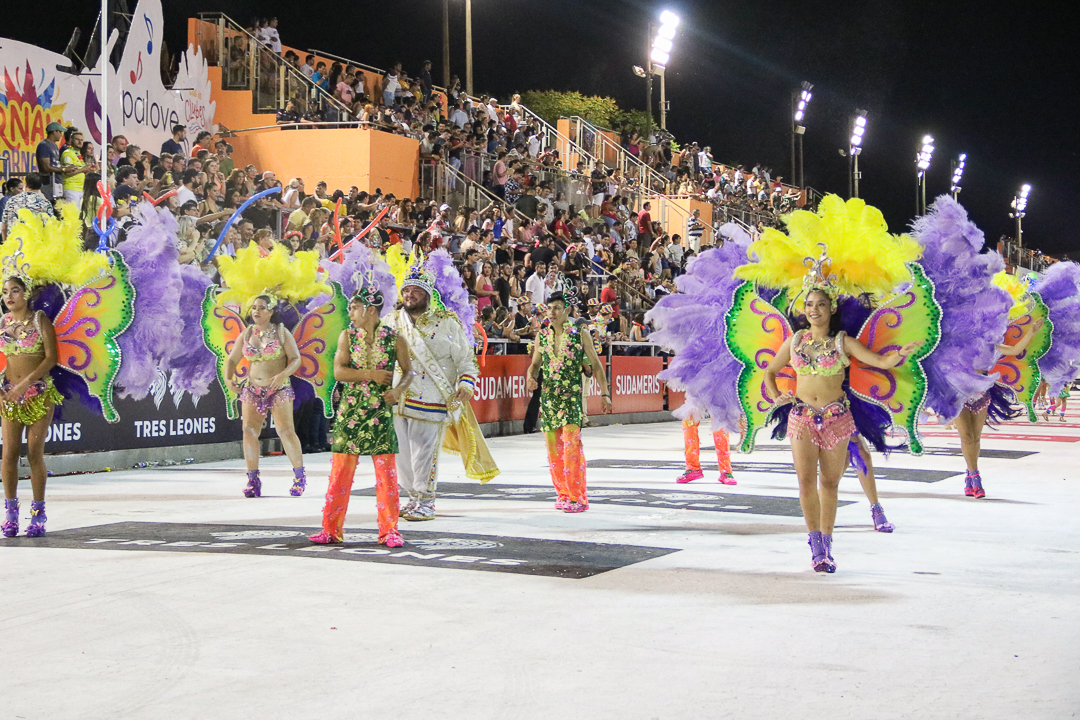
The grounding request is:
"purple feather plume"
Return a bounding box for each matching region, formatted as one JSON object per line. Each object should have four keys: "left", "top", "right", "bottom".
{"left": 167, "top": 264, "right": 216, "bottom": 397}
{"left": 113, "top": 203, "right": 185, "bottom": 400}
{"left": 912, "top": 196, "right": 1011, "bottom": 422}
{"left": 30, "top": 283, "right": 65, "bottom": 320}
{"left": 319, "top": 243, "right": 398, "bottom": 317}
{"left": 1035, "top": 261, "right": 1080, "bottom": 394}
{"left": 645, "top": 223, "right": 751, "bottom": 432}
{"left": 427, "top": 248, "right": 476, "bottom": 340}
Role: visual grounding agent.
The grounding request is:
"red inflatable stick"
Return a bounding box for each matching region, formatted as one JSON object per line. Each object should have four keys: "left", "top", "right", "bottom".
{"left": 328, "top": 206, "right": 390, "bottom": 262}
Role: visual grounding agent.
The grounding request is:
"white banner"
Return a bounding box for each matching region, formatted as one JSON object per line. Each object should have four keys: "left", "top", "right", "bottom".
{"left": 0, "top": 0, "right": 215, "bottom": 172}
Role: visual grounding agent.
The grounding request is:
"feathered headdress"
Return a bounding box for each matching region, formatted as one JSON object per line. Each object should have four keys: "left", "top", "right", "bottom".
{"left": 734, "top": 194, "right": 921, "bottom": 310}
{"left": 401, "top": 263, "right": 437, "bottom": 299}
{"left": 991, "top": 271, "right": 1036, "bottom": 321}
{"left": 0, "top": 203, "right": 110, "bottom": 289}
{"left": 216, "top": 244, "right": 331, "bottom": 315}
{"left": 320, "top": 241, "right": 398, "bottom": 318}
{"left": 1034, "top": 262, "right": 1080, "bottom": 394}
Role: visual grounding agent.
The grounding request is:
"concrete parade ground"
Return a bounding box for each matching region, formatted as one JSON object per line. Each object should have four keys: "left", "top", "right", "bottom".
{"left": 2, "top": 412, "right": 1078, "bottom": 719}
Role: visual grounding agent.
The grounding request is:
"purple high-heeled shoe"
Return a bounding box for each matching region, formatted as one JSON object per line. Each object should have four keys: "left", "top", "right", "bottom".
{"left": 289, "top": 466, "right": 307, "bottom": 497}
{"left": 808, "top": 531, "right": 832, "bottom": 573}
{"left": 821, "top": 533, "right": 836, "bottom": 573}
{"left": 970, "top": 471, "right": 985, "bottom": 499}
{"left": 871, "top": 503, "right": 895, "bottom": 533}
{"left": 243, "top": 470, "right": 262, "bottom": 498}
{"left": 964, "top": 472, "right": 976, "bottom": 497}
{"left": 25, "top": 501, "right": 46, "bottom": 538}
{"left": 2, "top": 498, "right": 18, "bottom": 538}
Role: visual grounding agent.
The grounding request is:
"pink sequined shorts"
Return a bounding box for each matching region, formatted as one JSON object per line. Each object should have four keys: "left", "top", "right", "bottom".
{"left": 239, "top": 380, "right": 295, "bottom": 417}
{"left": 788, "top": 398, "right": 856, "bottom": 451}
{"left": 963, "top": 391, "right": 991, "bottom": 415}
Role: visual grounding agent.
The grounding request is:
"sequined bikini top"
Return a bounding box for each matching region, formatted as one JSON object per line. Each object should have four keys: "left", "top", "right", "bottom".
{"left": 790, "top": 330, "right": 849, "bottom": 377}
{"left": 243, "top": 325, "right": 285, "bottom": 362}
{"left": 0, "top": 312, "right": 44, "bottom": 356}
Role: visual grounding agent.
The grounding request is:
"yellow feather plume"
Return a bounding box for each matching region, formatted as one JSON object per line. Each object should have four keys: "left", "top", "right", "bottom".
{"left": 0, "top": 204, "right": 110, "bottom": 287}
{"left": 217, "top": 244, "right": 331, "bottom": 314}
{"left": 385, "top": 243, "right": 418, "bottom": 289}
{"left": 991, "top": 271, "right": 1034, "bottom": 320}
{"left": 735, "top": 194, "right": 922, "bottom": 300}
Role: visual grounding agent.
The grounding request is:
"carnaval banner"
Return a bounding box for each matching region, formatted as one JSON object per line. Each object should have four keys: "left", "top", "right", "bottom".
{"left": 0, "top": 379, "right": 242, "bottom": 454}
{"left": 0, "top": 0, "right": 215, "bottom": 175}
{"left": 608, "top": 356, "right": 665, "bottom": 414}
{"left": 470, "top": 355, "right": 533, "bottom": 424}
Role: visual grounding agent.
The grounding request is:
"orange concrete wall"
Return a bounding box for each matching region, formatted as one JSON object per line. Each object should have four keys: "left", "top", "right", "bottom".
{"left": 242, "top": 127, "right": 419, "bottom": 198}
{"left": 193, "top": 42, "right": 420, "bottom": 199}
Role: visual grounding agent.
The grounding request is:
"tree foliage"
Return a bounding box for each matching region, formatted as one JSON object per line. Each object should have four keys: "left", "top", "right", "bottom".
{"left": 519, "top": 90, "right": 654, "bottom": 131}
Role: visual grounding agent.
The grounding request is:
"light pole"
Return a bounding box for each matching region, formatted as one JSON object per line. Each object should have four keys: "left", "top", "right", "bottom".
{"left": 1011, "top": 183, "right": 1031, "bottom": 249}
{"left": 442, "top": 0, "right": 450, "bottom": 88}
{"left": 847, "top": 111, "right": 867, "bottom": 198}
{"left": 950, "top": 153, "right": 966, "bottom": 201}
{"left": 791, "top": 81, "right": 812, "bottom": 190}
{"left": 915, "top": 134, "right": 935, "bottom": 216}
{"left": 465, "top": 0, "right": 473, "bottom": 97}
{"left": 649, "top": 10, "right": 679, "bottom": 131}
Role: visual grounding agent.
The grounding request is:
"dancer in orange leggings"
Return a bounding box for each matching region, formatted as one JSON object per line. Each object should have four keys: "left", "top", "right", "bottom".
{"left": 677, "top": 417, "right": 736, "bottom": 484}
{"left": 310, "top": 287, "right": 413, "bottom": 546}
{"left": 527, "top": 289, "right": 611, "bottom": 513}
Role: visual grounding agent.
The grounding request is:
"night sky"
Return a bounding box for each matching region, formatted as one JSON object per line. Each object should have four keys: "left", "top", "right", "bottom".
{"left": 9, "top": 1, "right": 1077, "bottom": 255}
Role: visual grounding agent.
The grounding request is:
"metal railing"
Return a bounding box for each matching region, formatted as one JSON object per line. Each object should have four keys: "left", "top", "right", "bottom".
{"left": 308, "top": 48, "right": 450, "bottom": 102}
{"left": 565, "top": 116, "right": 671, "bottom": 194}
{"left": 998, "top": 238, "right": 1052, "bottom": 274}
{"left": 194, "top": 13, "right": 352, "bottom": 119}
{"left": 420, "top": 160, "right": 505, "bottom": 218}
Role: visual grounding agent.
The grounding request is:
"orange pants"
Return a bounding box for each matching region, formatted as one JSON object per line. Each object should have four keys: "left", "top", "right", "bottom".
{"left": 320, "top": 452, "right": 399, "bottom": 541}
{"left": 682, "top": 420, "right": 732, "bottom": 475}
{"left": 544, "top": 425, "right": 587, "bottom": 504}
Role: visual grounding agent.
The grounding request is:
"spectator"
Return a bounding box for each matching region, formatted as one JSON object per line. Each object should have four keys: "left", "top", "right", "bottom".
{"left": 686, "top": 208, "right": 705, "bottom": 250}
{"left": 637, "top": 201, "right": 653, "bottom": 247}
{"left": 60, "top": 126, "right": 92, "bottom": 207}
{"left": 190, "top": 131, "right": 213, "bottom": 158}
{"left": 475, "top": 261, "right": 499, "bottom": 311}
{"left": 1, "top": 173, "right": 54, "bottom": 239}
{"left": 36, "top": 122, "right": 65, "bottom": 204}
{"left": 418, "top": 60, "right": 433, "bottom": 104}
{"left": 112, "top": 166, "right": 142, "bottom": 204}
{"left": 161, "top": 124, "right": 186, "bottom": 156}
{"left": 300, "top": 54, "right": 316, "bottom": 78}
{"left": 526, "top": 261, "right": 550, "bottom": 305}
{"left": 175, "top": 169, "right": 199, "bottom": 207}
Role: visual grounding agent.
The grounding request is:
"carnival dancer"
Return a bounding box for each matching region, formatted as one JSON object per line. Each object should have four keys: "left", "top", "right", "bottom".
{"left": 1, "top": 204, "right": 134, "bottom": 537}
{"left": 389, "top": 258, "right": 485, "bottom": 520}
{"left": 730, "top": 196, "right": 935, "bottom": 572}
{"left": 1, "top": 275, "right": 61, "bottom": 537}
{"left": 205, "top": 244, "right": 344, "bottom": 498}
{"left": 224, "top": 294, "right": 306, "bottom": 497}
{"left": 675, "top": 410, "right": 735, "bottom": 485}
{"left": 764, "top": 287, "right": 920, "bottom": 571}
{"left": 310, "top": 285, "right": 413, "bottom": 546}
{"left": 526, "top": 286, "right": 611, "bottom": 512}
{"left": 647, "top": 222, "right": 754, "bottom": 486}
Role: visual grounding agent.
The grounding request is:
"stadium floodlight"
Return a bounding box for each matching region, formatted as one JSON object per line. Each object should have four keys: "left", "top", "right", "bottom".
{"left": 950, "top": 153, "right": 967, "bottom": 197}
{"left": 850, "top": 113, "right": 867, "bottom": 150}
{"left": 1015, "top": 183, "right": 1032, "bottom": 213}
{"left": 1011, "top": 184, "right": 1032, "bottom": 250}
{"left": 791, "top": 81, "right": 814, "bottom": 190}
{"left": 916, "top": 134, "right": 935, "bottom": 175}
{"left": 647, "top": 10, "right": 680, "bottom": 131}
{"left": 793, "top": 81, "right": 813, "bottom": 123}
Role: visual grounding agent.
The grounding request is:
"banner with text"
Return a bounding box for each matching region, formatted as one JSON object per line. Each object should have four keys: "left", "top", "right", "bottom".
{"left": 0, "top": 0, "right": 215, "bottom": 177}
